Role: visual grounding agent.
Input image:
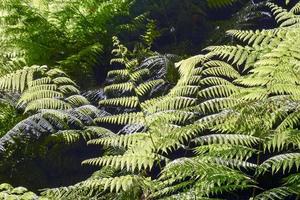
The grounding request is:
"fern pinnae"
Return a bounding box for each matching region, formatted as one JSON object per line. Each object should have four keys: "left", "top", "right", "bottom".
{"left": 52, "top": 76, "right": 77, "bottom": 85}
{"left": 198, "top": 85, "right": 239, "bottom": 99}
{"left": 252, "top": 187, "right": 297, "bottom": 200}
{"left": 26, "top": 84, "right": 57, "bottom": 92}
{"left": 291, "top": 2, "right": 300, "bottom": 14}
{"left": 257, "top": 153, "right": 300, "bottom": 175}
{"left": 0, "top": 65, "right": 46, "bottom": 92}
{"left": 107, "top": 69, "right": 129, "bottom": 78}
{"left": 194, "top": 144, "right": 257, "bottom": 161}
{"left": 84, "top": 126, "right": 116, "bottom": 137}
{"left": 87, "top": 132, "right": 147, "bottom": 148}
{"left": 129, "top": 68, "right": 150, "bottom": 81}
{"left": 168, "top": 85, "right": 200, "bottom": 96}
{"left": 94, "top": 112, "right": 145, "bottom": 125}
{"left": 135, "top": 79, "right": 165, "bottom": 96}
{"left": 196, "top": 97, "right": 241, "bottom": 113}
{"left": 145, "top": 96, "right": 197, "bottom": 113}
{"left": 28, "top": 77, "right": 52, "bottom": 87}
{"left": 46, "top": 68, "right": 67, "bottom": 77}
{"left": 202, "top": 63, "right": 241, "bottom": 79}
{"left": 99, "top": 96, "right": 139, "bottom": 108}
{"left": 25, "top": 98, "right": 72, "bottom": 113}
{"left": 65, "top": 95, "right": 90, "bottom": 107}
{"left": 17, "top": 90, "right": 64, "bottom": 106}
{"left": 40, "top": 109, "right": 83, "bottom": 128}
{"left": 199, "top": 77, "right": 233, "bottom": 86}
{"left": 82, "top": 153, "right": 158, "bottom": 172}
{"left": 104, "top": 82, "right": 135, "bottom": 93}
{"left": 58, "top": 85, "right": 80, "bottom": 94}
{"left": 201, "top": 156, "right": 257, "bottom": 170}
{"left": 48, "top": 130, "right": 82, "bottom": 144}
{"left": 193, "top": 134, "right": 261, "bottom": 147}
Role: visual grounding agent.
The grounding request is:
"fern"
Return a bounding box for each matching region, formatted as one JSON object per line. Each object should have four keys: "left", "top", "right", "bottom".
{"left": 207, "top": 0, "right": 239, "bottom": 8}
{"left": 5, "top": 1, "right": 300, "bottom": 199}
{"left": 0, "top": 183, "right": 39, "bottom": 200}
{"left": 252, "top": 187, "right": 297, "bottom": 200}
{"left": 0, "top": 0, "right": 147, "bottom": 87}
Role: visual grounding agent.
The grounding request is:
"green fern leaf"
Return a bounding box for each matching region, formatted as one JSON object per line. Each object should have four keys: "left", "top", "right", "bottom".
{"left": 99, "top": 96, "right": 139, "bottom": 108}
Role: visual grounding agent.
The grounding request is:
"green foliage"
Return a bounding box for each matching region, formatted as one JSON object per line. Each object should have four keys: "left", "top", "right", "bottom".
{"left": 207, "top": 0, "right": 239, "bottom": 8}
{"left": 3, "top": 0, "right": 300, "bottom": 200}
{"left": 0, "top": 183, "right": 44, "bottom": 200}
{"left": 40, "top": 1, "right": 300, "bottom": 199}
{"left": 0, "top": 0, "right": 147, "bottom": 87}
{"left": 141, "top": 20, "right": 161, "bottom": 48}
{"left": 0, "top": 65, "right": 87, "bottom": 113}
{"left": 0, "top": 102, "right": 23, "bottom": 137}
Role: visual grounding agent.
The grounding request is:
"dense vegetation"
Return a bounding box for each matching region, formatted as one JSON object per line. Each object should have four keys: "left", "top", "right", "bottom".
{"left": 1, "top": 0, "right": 300, "bottom": 199}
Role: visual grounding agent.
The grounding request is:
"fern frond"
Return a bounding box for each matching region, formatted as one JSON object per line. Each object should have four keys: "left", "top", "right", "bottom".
{"left": 194, "top": 144, "right": 257, "bottom": 161}
{"left": 94, "top": 112, "right": 145, "bottom": 125}
{"left": 169, "top": 85, "right": 199, "bottom": 96}
{"left": 198, "top": 85, "right": 239, "bottom": 99}
{"left": 85, "top": 126, "right": 116, "bottom": 137}
{"left": 267, "top": 2, "right": 300, "bottom": 27}
{"left": 82, "top": 153, "right": 160, "bottom": 171}
{"left": 88, "top": 132, "right": 147, "bottom": 148}
{"left": 207, "top": 0, "right": 237, "bottom": 8}
{"left": 65, "top": 95, "right": 90, "bottom": 107}
{"left": 75, "top": 105, "right": 109, "bottom": 119}
{"left": 129, "top": 68, "right": 150, "bottom": 81}
{"left": 40, "top": 110, "right": 83, "bottom": 128}
{"left": 86, "top": 175, "right": 146, "bottom": 193}
{"left": 196, "top": 98, "right": 241, "bottom": 113}
{"left": 253, "top": 187, "right": 296, "bottom": 200}
{"left": 52, "top": 76, "right": 77, "bottom": 85}
{"left": 104, "top": 82, "right": 134, "bottom": 93}
{"left": 291, "top": 2, "right": 300, "bottom": 14}
{"left": 0, "top": 65, "right": 47, "bottom": 92}
{"left": 25, "top": 98, "right": 72, "bottom": 112}
{"left": 107, "top": 69, "right": 129, "bottom": 78}
{"left": 28, "top": 77, "right": 52, "bottom": 87}
{"left": 193, "top": 134, "right": 261, "bottom": 147}
{"left": 206, "top": 45, "right": 256, "bottom": 68}
{"left": 135, "top": 79, "right": 165, "bottom": 96}
{"left": 48, "top": 130, "right": 82, "bottom": 144}
{"left": 277, "top": 110, "right": 300, "bottom": 131}
{"left": 99, "top": 96, "right": 139, "bottom": 108}
{"left": 26, "top": 84, "right": 57, "bottom": 92}
{"left": 226, "top": 29, "right": 286, "bottom": 46}
{"left": 46, "top": 68, "right": 67, "bottom": 77}
{"left": 160, "top": 157, "right": 254, "bottom": 197}
{"left": 258, "top": 153, "right": 300, "bottom": 175}
{"left": 18, "top": 90, "right": 63, "bottom": 106}
{"left": 148, "top": 97, "right": 197, "bottom": 113}
{"left": 199, "top": 77, "right": 233, "bottom": 86}
{"left": 58, "top": 85, "right": 80, "bottom": 94}
{"left": 202, "top": 61, "right": 241, "bottom": 79}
